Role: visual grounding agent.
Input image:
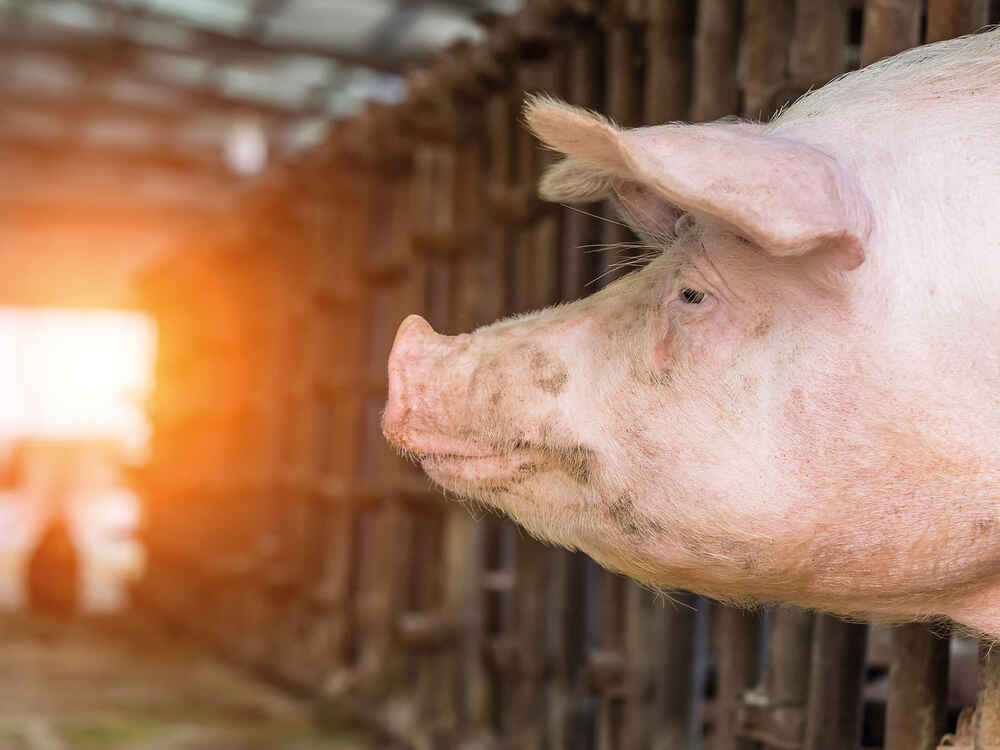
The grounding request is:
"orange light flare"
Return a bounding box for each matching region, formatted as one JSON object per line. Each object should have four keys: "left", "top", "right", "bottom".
{"left": 0, "top": 308, "right": 156, "bottom": 454}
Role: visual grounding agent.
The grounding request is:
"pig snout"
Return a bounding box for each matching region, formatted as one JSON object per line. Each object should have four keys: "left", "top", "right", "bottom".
{"left": 382, "top": 314, "right": 475, "bottom": 456}
{"left": 383, "top": 312, "right": 577, "bottom": 462}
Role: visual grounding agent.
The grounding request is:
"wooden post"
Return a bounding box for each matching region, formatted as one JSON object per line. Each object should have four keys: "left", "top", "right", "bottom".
{"left": 860, "top": 0, "right": 923, "bottom": 66}
{"left": 804, "top": 615, "right": 867, "bottom": 750}
{"left": 653, "top": 593, "right": 700, "bottom": 750}
{"left": 925, "top": 0, "right": 989, "bottom": 42}
{"left": 691, "top": 0, "right": 741, "bottom": 122}
{"left": 713, "top": 606, "right": 760, "bottom": 750}
{"left": 482, "top": 90, "right": 518, "bottom": 743}
{"left": 789, "top": 0, "right": 848, "bottom": 98}
{"left": 884, "top": 624, "right": 950, "bottom": 750}
{"left": 560, "top": 24, "right": 603, "bottom": 301}
{"left": 738, "top": 607, "right": 814, "bottom": 750}
{"left": 598, "top": 1, "right": 642, "bottom": 286}
{"left": 643, "top": 0, "right": 695, "bottom": 124}
{"left": 742, "top": 0, "right": 796, "bottom": 120}
{"left": 977, "top": 642, "right": 1000, "bottom": 749}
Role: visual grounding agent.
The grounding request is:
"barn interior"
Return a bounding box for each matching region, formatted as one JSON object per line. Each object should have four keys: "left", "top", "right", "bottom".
{"left": 0, "top": 1, "right": 997, "bottom": 749}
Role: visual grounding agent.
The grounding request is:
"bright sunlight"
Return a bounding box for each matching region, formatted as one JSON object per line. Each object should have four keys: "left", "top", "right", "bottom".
{"left": 0, "top": 308, "right": 156, "bottom": 455}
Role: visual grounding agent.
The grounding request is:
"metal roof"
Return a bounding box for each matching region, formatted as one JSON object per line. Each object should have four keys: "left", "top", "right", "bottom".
{"left": 0, "top": 0, "right": 521, "bottom": 307}
{"left": 1, "top": 0, "right": 521, "bottom": 164}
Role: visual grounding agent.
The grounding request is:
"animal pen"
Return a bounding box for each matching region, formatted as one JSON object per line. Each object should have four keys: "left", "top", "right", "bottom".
{"left": 135, "top": 1, "right": 1000, "bottom": 749}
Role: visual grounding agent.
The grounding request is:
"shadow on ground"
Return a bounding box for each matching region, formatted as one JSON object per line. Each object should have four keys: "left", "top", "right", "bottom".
{"left": 0, "top": 613, "right": 373, "bottom": 750}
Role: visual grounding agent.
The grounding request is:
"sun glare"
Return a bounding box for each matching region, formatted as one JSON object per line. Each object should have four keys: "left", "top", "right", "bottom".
{"left": 0, "top": 308, "right": 156, "bottom": 456}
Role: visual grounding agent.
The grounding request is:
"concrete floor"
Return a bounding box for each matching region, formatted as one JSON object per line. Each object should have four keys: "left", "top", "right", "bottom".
{"left": 0, "top": 613, "right": 372, "bottom": 750}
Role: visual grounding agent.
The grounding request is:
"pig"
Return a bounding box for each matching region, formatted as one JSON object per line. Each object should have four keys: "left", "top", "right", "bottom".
{"left": 382, "top": 31, "right": 1000, "bottom": 637}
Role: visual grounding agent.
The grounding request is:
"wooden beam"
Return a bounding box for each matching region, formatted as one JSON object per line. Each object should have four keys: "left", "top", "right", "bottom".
{"left": 0, "top": 132, "right": 226, "bottom": 173}
{"left": 0, "top": 131, "right": 250, "bottom": 223}
{"left": 3, "top": 3, "right": 410, "bottom": 75}
{"left": 0, "top": 169, "right": 241, "bottom": 214}
{"left": 0, "top": 198, "right": 232, "bottom": 230}
{"left": 0, "top": 88, "right": 294, "bottom": 133}
{"left": 0, "top": 34, "right": 330, "bottom": 119}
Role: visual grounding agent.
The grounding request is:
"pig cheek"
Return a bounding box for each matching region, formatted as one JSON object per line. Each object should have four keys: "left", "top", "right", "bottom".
{"left": 650, "top": 327, "right": 677, "bottom": 380}
{"left": 468, "top": 356, "right": 513, "bottom": 427}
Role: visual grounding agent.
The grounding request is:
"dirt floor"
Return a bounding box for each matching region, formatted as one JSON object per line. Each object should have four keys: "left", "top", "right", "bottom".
{"left": 0, "top": 613, "right": 373, "bottom": 750}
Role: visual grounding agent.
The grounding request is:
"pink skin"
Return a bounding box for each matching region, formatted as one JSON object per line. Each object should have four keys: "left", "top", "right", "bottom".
{"left": 383, "top": 33, "right": 1000, "bottom": 636}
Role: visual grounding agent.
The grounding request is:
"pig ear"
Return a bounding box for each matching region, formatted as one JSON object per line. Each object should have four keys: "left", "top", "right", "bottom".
{"left": 525, "top": 95, "right": 631, "bottom": 178}
{"left": 525, "top": 97, "right": 873, "bottom": 271}
{"left": 538, "top": 157, "right": 617, "bottom": 203}
{"left": 620, "top": 126, "right": 872, "bottom": 270}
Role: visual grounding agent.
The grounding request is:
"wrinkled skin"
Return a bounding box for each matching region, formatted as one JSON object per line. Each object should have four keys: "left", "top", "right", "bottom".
{"left": 383, "top": 33, "right": 1000, "bottom": 636}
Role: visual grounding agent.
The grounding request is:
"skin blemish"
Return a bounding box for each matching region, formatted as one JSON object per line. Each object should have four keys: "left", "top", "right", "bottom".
{"left": 530, "top": 346, "right": 570, "bottom": 395}
{"left": 607, "top": 492, "right": 663, "bottom": 539}
{"left": 974, "top": 518, "right": 995, "bottom": 539}
{"left": 752, "top": 310, "right": 774, "bottom": 339}
{"left": 557, "top": 445, "right": 596, "bottom": 485}
{"left": 608, "top": 493, "right": 643, "bottom": 537}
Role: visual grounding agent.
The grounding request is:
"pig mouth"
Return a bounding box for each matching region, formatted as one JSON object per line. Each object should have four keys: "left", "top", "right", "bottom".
{"left": 420, "top": 449, "right": 538, "bottom": 485}
{"left": 411, "top": 438, "right": 596, "bottom": 489}
{"left": 389, "top": 427, "right": 596, "bottom": 487}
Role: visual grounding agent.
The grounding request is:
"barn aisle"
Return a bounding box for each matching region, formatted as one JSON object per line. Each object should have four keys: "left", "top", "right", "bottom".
{"left": 0, "top": 614, "right": 370, "bottom": 750}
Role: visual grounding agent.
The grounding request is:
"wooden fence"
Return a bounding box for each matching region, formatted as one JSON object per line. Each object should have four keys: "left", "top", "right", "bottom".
{"left": 135, "top": 1, "right": 1000, "bottom": 748}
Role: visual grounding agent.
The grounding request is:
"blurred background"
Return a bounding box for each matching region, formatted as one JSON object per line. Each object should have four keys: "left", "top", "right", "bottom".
{"left": 0, "top": 1, "right": 997, "bottom": 749}
{"left": 0, "top": 1, "right": 516, "bottom": 748}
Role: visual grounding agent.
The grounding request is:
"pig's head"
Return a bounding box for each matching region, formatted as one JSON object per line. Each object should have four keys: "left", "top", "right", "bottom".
{"left": 383, "top": 96, "right": 878, "bottom": 605}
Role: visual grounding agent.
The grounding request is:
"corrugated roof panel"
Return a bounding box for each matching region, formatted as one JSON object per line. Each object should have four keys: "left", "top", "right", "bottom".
{"left": 123, "top": 16, "right": 197, "bottom": 49}
{"left": 269, "top": 55, "right": 337, "bottom": 90}
{"left": 326, "top": 68, "right": 404, "bottom": 118}
{"left": 392, "top": 9, "right": 484, "bottom": 57}
{"left": 139, "top": 51, "right": 211, "bottom": 86}
{"left": 105, "top": 76, "right": 184, "bottom": 109}
{"left": 263, "top": 0, "right": 393, "bottom": 50}
{"left": 280, "top": 117, "right": 329, "bottom": 154}
{"left": 85, "top": 117, "right": 159, "bottom": 149}
{"left": 484, "top": 0, "right": 523, "bottom": 13}
{"left": 174, "top": 116, "right": 235, "bottom": 148}
{"left": 218, "top": 64, "right": 310, "bottom": 108}
{"left": 10, "top": 55, "right": 85, "bottom": 94}
{"left": 23, "top": 0, "right": 110, "bottom": 32}
{"left": 110, "top": 0, "right": 253, "bottom": 33}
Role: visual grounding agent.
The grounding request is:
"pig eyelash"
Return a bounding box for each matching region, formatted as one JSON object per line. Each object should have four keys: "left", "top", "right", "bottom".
{"left": 583, "top": 243, "right": 663, "bottom": 287}
{"left": 560, "top": 203, "right": 634, "bottom": 232}
{"left": 680, "top": 288, "right": 706, "bottom": 304}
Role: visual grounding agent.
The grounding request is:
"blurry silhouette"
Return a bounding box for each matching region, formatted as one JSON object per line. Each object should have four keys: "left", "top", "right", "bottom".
{"left": 25, "top": 455, "right": 79, "bottom": 616}
{"left": 0, "top": 439, "right": 143, "bottom": 614}
{"left": 27, "top": 511, "right": 79, "bottom": 616}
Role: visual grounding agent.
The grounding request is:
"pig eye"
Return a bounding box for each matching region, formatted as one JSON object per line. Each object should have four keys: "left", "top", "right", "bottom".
{"left": 680, "top": 288, "right": 706, "bottom": 305}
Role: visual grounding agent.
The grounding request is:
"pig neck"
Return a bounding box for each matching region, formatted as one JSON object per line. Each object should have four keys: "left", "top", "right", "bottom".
{"left": 786, "top": 309, "right": 1000, "bottom": 630}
